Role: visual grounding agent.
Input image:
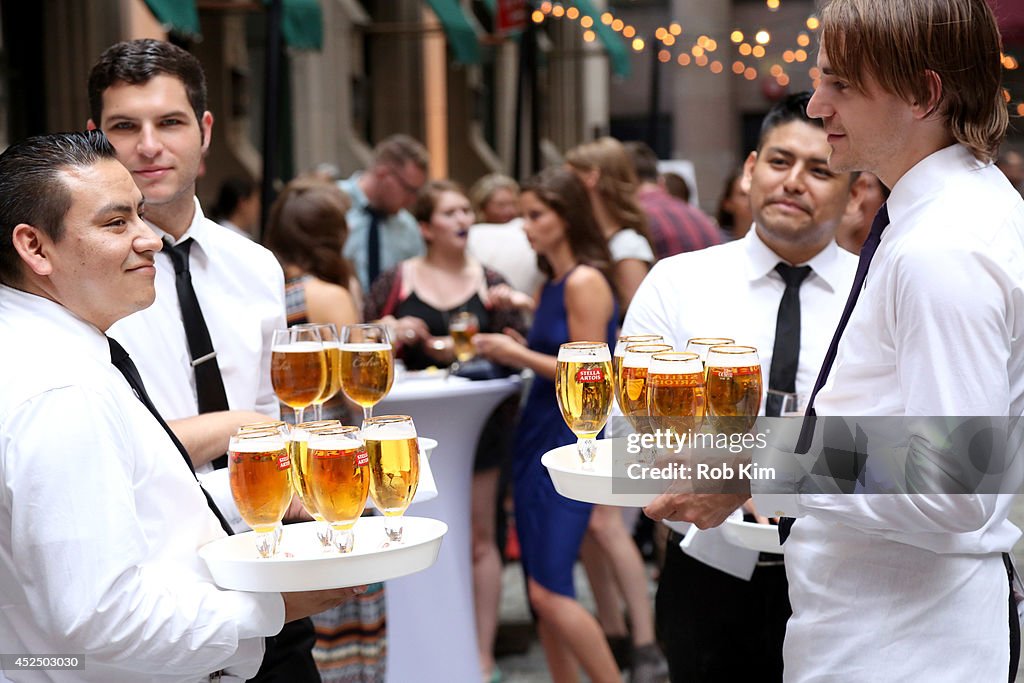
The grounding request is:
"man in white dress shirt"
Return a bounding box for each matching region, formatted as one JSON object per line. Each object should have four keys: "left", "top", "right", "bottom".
{"left": 646, "top": 0, "right": 1024, "bottom": 680}
{"left": 88, "top": 40, "right": 319, "bottom": 681}
{"left": 0, "top": 131, "right": 354, "bottom": 682}
{"left": 623, "top": 92, "right": 858, "bottom": 681}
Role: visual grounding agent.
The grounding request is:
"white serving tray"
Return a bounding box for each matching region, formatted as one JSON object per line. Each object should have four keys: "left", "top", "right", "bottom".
{"left": 541, "top": 439, "right": 666, "bottom": 507}
{"left": 721, "top": 517, "right": 783, "bottom": 554}
{"left": 200, "top": 516, "right": 448, "bottom": 592}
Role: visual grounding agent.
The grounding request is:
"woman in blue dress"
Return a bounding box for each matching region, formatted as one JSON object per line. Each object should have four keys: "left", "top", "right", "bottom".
{"left": 474, "top": 167, "right": 620, "bottom": 682}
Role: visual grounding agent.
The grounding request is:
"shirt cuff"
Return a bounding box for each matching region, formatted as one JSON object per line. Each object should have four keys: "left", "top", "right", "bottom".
{"left": 220, "top": 637, "right": 268, "bottom": 681}
{"left": 199, "top": 468, "right": 249, "bottom": 533}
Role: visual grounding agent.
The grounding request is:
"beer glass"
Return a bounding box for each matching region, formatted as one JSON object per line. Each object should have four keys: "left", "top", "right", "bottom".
{"left": 613, "top": 334, "right": 664, "bottom": 400}
{"left": 363, "top": 415, "right": 421, "bottom": 544}
{"left": 555, "top": 341, "right": 614, "bottom": 467}
{"left": 296, "top": 323, "right": 342, "bottom": 422}
{"left": 705, "top": 345, "right": 762, "bottom": 435}
{"left": 238, "top": 420, "right": 288, "bottom": 435}
{"left": 647, "top": 351, "right": 706, "bottom": 437}
{"left": 271, "top": 327, "right": 328, "bottom": 425}
{"left": 228, "top": 429, "right": 293, "bottom": 558}
{"left": 307, "top": 426, "right": 370, "bottom": 553}
{"left": 448, "top": 311, "right": 480, "bottom": 376}
{"left": 685, "top": 337, "right": 735, "bottom": 364}
{"left": 339, "top": 323, "right": 395, "bottom": 421}
{"left": 291, "top": 419, "right": 342, "bottom": 549}
{"left": 618, "top": 343, "right": 674, "bottom": 435}
{"left": 766, "top": 390, "right": 806, "bottom": 417}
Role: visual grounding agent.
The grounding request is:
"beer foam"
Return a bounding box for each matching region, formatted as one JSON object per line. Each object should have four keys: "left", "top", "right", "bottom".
{"left": 623, "top": 351, "right": 663, "bottom": 368}
{"left": 340, "top": 342, "right": 392, "bottom": 352}
{"left": 230, "top": 436, "right": 285, "bottom": 453}
{"left": 310, "top": 434, "right": 363, "bottom": 451}
{"left": 649, "top": 356, "right": 704, "bottom": 375}
{"left": 705, "top": 349, "right": 761, "bottom": 368}
{"left": 558, "top": 345, "right": 611, "bottom": 363}
{"left": 272, "top": 341, "right": 324, "bottom": 353}
{"left": 364, "top": 420, "right": 417, "bottom": 440}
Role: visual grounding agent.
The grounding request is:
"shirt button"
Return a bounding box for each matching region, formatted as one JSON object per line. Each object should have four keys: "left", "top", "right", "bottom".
{"left": 775, "top": 511, "right": 785, "bottom": 516}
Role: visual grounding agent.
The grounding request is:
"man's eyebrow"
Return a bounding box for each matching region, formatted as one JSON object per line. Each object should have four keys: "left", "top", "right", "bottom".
{"left": 764, "top": 146, "right": 831, "bottom": 166}
{"left": 93, "top": 200, "right": 142, "bottom": 220}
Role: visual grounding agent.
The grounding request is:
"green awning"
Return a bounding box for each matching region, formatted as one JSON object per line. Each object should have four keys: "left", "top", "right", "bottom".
{"left": 571, "top": 0, "right": 631, "bottom": 78}
{"left": 144, "top": 0, "right": 201, "bottom": 40}
{"left": 424, "top": 0, "right": 482, "bottom": 65}
{"left": 269, "top": 0, "right": 323, "bottom": 51}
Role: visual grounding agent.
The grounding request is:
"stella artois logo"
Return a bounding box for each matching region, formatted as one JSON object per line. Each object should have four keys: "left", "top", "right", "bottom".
{"left": 356, "top": 448, "right": 369, "bottom": 466}
{"left": 712, "top": 367, "right": 734, "bottom": 379}
{"left": 277, "top": 452, "right": 291, "bottom": 470}
{"left": 576, "top": 366, "right": 605, "bottom": 383}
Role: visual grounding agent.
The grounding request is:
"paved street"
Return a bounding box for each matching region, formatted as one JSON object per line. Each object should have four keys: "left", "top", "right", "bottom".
{"left": 491, "top": 494, "right": 1024, "bottom": 682}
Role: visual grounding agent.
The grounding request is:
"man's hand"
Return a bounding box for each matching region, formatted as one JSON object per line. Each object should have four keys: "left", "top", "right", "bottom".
{"left": 643, "top": 492, "right": 749, "bottom": 529}
{"left": 282, "top": 586, "right": 367, "bottom": 622}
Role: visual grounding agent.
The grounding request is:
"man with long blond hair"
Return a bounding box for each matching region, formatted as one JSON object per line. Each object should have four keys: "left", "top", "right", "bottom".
{"left": 645, "top": 0, "right": 1024, "bottom": 680}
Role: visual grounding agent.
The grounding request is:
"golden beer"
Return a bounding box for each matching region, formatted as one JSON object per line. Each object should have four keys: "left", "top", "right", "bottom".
{"left": 616, "top": 344, "right": 673, "bottom": 431}
{"left": 366, "top": 436, "right": 420, "bottom": 515}
{"left": 449, "top": 312, "right": 479, "bottom": 364}
{"left": 314, "top": 342, "right": 343, "bottom": 405}
{"left": 340, "top": 343, "right": 394, "bottom": 408}
{"left": 556, "top": 349, "right": 614, "bottom": 440}
{"left": 228, "top": 436, "right": 293, "bottom": 534}
{"left": 647, "top": 352, "right": 706, "bottom": 436}
{"left": 309, "top": 435, "right": 370, "bottom": 529}
{"left": 271, "top": 342, "right": 328, "bottom": 408}
{"left": 705, "top": 344, "right": 762, "bottom": 434}
{"left": 612, "top": 334, "right": 664, "bottom": 400}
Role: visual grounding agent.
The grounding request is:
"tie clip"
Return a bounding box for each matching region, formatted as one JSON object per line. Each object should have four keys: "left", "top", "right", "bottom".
{"left": 191, "top": 351, "right": 217, "bottom": 367}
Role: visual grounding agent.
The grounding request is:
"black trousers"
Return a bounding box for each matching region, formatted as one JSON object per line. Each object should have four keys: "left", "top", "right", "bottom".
{"left": 655, "top": 534, "right": 790, "bottom": 683}
{"left": 249, "top": 617, "right": 321, "bottom": 683}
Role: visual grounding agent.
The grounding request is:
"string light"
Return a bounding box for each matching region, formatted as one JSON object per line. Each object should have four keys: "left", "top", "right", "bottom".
{"left": 527, "top": 4, "right": 1024, "bottom": 105}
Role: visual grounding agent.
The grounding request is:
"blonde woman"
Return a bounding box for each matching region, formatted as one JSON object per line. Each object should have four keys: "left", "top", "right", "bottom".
{"left": 566, "top": 137, "right": 655, "bottom": 313}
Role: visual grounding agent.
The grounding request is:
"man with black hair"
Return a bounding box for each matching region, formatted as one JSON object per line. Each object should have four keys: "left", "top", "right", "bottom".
{"left": 0, "top": 131, "right": 354, "bottom": 682}
{"left": 624, "top": 92, "right": 857, "bottom": 681}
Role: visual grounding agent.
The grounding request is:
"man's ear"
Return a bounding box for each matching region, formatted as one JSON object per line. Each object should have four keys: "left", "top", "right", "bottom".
{"left": 200, "top": 111, "right": 214, "bottom": 153}
{"left": 86, "top": 119, "right": 98, "bottom": 132}
{"left": 843, "top": 174, "right": 867, "bottom": 222}
{"left": 740, "top": 151, "right": 757, "bottom": 194}
{"left": 914, "top": 70, "right": 944, "bottom": 120}
{"left": 11, "top": 224, "right": 54, "bottom": 277}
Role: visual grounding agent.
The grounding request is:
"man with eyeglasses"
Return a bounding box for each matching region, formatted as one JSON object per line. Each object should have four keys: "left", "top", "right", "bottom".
{"left": 338, "top": 134, "right": 430, "bottom": 292}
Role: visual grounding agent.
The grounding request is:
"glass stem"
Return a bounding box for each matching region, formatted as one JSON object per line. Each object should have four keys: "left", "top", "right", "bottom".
{"left": 363, "top": 405, "right": 372, "bottom": 422}
{"left": 333, "top": 528, "right": 355, "bottom": 553}
{"left": 383, "top": 515, "right": 404, "bottom": 544}
{"left": 578, "top": 437, "right": 597, "bottom": 470}
{"left": 294, "top": 406, "right": 306, "bottom": 426}
{"left": 312, "top": 403, "right": 323, "bottom": 422}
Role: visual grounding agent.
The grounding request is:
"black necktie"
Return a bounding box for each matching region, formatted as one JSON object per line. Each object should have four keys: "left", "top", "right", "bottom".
{"left": 366, "top": 207, "right": 383, "bottom": 287}
{"left": 766, "top": 263, "right": 813, "bottom": 417}
{"left": 108, "top": 337, "right": 233, "bottom": 536}
{"left": 780, "top": 204, "right": 889, "bottom": 544}
{"left": 163, "top": 237, "right": 231, "bottom": 468}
